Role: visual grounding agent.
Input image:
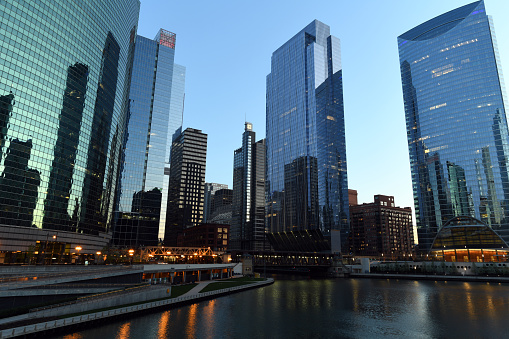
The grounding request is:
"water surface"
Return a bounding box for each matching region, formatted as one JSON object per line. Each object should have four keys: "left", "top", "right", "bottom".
{"left": 57, "top": 276, "right": 509, "bottom": 338}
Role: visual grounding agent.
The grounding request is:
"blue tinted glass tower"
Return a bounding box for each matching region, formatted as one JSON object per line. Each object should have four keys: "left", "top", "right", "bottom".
{"left": 266, "top": 20, "right": 349, "bottom": 252}
{"left": 398, "top": 1, "right": 509, "bottom": 251}
{"left": 113, "top": 29, "right": 185, "bottom": 247}
{"left": 0, "top": 0, "right": 140, "bottom": 260}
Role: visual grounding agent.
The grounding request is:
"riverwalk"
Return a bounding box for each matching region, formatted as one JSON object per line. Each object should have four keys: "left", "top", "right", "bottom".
{"left": 0, "top": 277, "right": 274, "bottom": 338}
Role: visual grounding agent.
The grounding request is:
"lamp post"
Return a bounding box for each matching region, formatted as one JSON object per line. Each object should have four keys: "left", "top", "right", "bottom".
{"left": 75, "top": 246, "right": 82, "bottom": 264}
{"left": 129, "top": 249, "right": 135, "bottom": 265}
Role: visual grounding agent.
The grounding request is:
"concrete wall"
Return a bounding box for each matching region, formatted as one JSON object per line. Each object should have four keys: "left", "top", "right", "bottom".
{"left": 27, "top": 286, "right": 170, "bottom": 319}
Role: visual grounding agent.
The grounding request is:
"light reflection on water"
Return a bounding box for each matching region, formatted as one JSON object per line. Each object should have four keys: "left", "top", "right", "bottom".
{"left": 54, "top": 276, "right": 509, "bottom": 338}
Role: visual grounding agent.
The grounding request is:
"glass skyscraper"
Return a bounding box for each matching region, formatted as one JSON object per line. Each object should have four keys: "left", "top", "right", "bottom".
{"left": 112, "top": 29, "right": 186, "bottom": 248}
{"left": 0, "top": 0, "right": 140, "bottom": 261}
{"left": 266, "top": 20, "right": 349, "bottom": 252}
{"left": 398, "top": 1, "right": 509, "bottom": 251}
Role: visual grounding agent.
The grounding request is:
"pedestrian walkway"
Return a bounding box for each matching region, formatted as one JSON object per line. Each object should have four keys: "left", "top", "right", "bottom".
{"left": 180, "top": 281, "right": 213, "bottom": 297}
{"left": 179, "top": 275, "right": 245, "bottom": 297}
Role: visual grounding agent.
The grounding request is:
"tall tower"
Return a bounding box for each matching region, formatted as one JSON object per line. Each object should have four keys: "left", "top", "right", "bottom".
{"left": 231, "top": 122, "right": 266, "bottom": 251}
{"left": 165, "top": 128, "right": 208, "bottom": 245}
{"left": 266, "top": 20, "right": 349, "bottom": 252}
{"left": 0, "top": 0, "right": 140, "bottom": 259}
{"left": 398, "top": 1, "right": 509, "bottom": 251}
{"left": 112, "top": 29, "right": 186, "bottom": 248}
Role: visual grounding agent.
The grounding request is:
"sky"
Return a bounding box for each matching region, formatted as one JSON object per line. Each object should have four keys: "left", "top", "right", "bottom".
{"left": 137, "top": 0, "right": 509, "bottom": 215}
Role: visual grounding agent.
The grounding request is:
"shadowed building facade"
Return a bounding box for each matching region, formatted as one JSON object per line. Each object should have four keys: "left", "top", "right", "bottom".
{"left": 266, "top": 20, "right": 349, "bottom": 253}
{"left": 165, "top": 128, "right": 208, "bottom": 246}
{"left": 398, "top": 1, "right": 509, "bottom": 252}
{"left": 0, "top": 0, "right": 140, "bottom": 263}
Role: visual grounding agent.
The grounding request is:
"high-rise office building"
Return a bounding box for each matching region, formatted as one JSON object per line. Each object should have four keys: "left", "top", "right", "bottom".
{"left": 112, "top": 29, "right": 186, "bottom": 248}
{"left": 398, "top": 1, "right": 509, "bottom": 251}
{"left": 231, "top": 123, "right": 266, "bottom": 251}
{"left": 266, "top": 20, "right": 349, "bottom": 252}
{"left": 0, "top": 0, "right": 140, "bottom": 263}
{"left": 165, "top": 128, "right": 208, "bottom": 245}
{"left": 203, "top": 183, "right": 228, "bottom": 222}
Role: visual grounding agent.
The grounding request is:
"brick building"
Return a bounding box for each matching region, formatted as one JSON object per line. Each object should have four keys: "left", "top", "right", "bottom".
{"left": 350, "top": 195, "right": 414, "bottom": 258}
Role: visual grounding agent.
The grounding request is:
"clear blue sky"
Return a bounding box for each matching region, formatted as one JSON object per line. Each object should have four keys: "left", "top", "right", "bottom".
{"left": 137, "top": 0, "right": 509, "bottom": 213}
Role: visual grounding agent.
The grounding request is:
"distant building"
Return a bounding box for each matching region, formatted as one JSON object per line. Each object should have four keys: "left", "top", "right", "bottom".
{"left": 209, "top": 188, "right": 233, "bottom": 223}
{"left": 203, "top": 183, "right": 228, "bottom": 222}
{"left": 266, "top": 20, "right": 349, "bottom": 252}
{"left": 349, "top": 195, "right": 414, "bottom": 258}
{"left": 231, "top": 122, "right": 266, "bottom": 251}
{"left": 112, "top": 29, "right": 186, "bottom": 248}
{"left": 177, "top": 223, "right": 229, "bottom": 252}
{"left": 348, "top": 189, "right": 358, "bottom": 206}
{"left": 165, "top": 128, "right": 208, "bottom": 245}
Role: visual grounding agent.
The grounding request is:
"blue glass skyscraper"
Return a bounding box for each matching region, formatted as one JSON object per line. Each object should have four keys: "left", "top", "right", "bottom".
{"left": 398, "top": 1, "right": 509, "bottom": 251}
{"left": 113, "top": 29, "right": 186, "bottom": 248}
{"left": 266, "top": 20, "right": 349, "bottom": 252}
{"left": 0, "top": 0, "right": 140, "bottom": 261}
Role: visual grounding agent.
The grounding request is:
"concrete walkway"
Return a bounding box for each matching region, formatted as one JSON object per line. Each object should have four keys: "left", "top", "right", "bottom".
{"left": 180, "top": 281, "right": 214, "bottom": 297}
{"left": 180, "top": 276, "right": 245, "bottom": 297}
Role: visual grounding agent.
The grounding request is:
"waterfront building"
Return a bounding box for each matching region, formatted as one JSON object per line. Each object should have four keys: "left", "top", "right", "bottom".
{"left": 398, "top": 0, "right": 509, "bottom": 252}
{"left": 203, "top": 183, "right": 228, "bottom": 223}
{"left": 112, "top": 29, "right": 186, "bottom": 248}
{"left": 231, "top": 122, "right": 266, "bottom": 251}
{"left": 430, "top": 216, "right": 509, "bottom": 262}
{"left": 0, "top": 0, "right": 140, "bottom": 263}
{"left": 266, "top": 20, "right": 349, "bottom": 252}
{"left": 165, "top": 128, "right": 207, "bottom": 245}
{"left": 349, "top": 195, "right": 414, "bottom": 258}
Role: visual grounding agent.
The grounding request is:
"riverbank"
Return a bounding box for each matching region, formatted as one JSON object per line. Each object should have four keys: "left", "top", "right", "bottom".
{"left": 351, "top": 272, "right": 509, "bottom": 283}
{"left": 0, "top": 277, "right": 273, "bottom": 338}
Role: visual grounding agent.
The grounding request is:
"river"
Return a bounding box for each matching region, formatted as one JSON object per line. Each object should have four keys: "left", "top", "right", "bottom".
{"left": 55, "top": 275, "right": 509, "bottom": 338}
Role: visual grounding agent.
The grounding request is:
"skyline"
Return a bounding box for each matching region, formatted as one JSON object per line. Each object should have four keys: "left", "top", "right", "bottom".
{"left": 137, "top": 1, "right": 509, "bottom": 216}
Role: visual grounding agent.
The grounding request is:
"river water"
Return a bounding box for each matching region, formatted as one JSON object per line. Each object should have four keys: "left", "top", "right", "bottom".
{"left": 56, "top": 276, "right": 509, "bottom": 338}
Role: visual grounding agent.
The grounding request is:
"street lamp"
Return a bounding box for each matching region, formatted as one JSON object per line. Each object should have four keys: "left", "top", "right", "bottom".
{"left": 129, "top": 249, "right": 135, "bottom": 265}
{"left": 75, "top": 246, "right": 82, "bottom": 264}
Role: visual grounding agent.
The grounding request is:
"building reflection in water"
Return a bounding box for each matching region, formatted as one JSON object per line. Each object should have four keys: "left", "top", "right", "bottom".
{"left": 116, "top": 322, "right": 130, "bottom": 339}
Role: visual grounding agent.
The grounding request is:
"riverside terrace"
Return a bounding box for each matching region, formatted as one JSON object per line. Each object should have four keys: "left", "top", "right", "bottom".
{"left": 0, "top": 263, "right": 236, "bottom": 320}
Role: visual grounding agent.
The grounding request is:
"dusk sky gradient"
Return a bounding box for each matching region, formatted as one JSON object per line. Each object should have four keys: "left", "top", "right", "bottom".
{"left": 137, "top": 0, "right": 509, "bottom": 223}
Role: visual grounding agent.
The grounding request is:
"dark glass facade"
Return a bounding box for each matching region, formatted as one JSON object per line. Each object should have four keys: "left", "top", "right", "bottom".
{"left": 399, "top": 1, "right": 509, "bottom": 251}
{"left": 112, "top": 29, "right": 186, "bottom": 248}
{"left": 0, "top": 0, "right": 140, "bottom": 259}
{"left": 203, "top": 183, "right": 228, "bottom": 222}
{"left": 165, "top": 128, "right": 208, "bottom": 245}
{"left": 231, "top": 123, "right": 266, "bottom": 251}
{"left": 266, "top": 20, "right": 349, "bottom": 252}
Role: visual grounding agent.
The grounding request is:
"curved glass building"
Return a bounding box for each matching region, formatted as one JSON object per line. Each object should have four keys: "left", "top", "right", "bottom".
{"left": 266, "top": 20, "right": 349, "bottom": 252}
{"left": 398, "top": 1, "right": 509, "bottom": 251}
{"left": 0, "top": 1, "right": 140, "bottom": 262}
{"left": 430, "top": 216, "right": 509, "bottom": 262}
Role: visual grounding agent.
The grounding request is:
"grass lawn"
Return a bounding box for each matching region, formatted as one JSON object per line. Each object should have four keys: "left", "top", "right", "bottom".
{"left": 170, "top": 284, "right": 197, "bottom": 298}
{"left": 199, "top": 277, "right": 266, "bottom": 293}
